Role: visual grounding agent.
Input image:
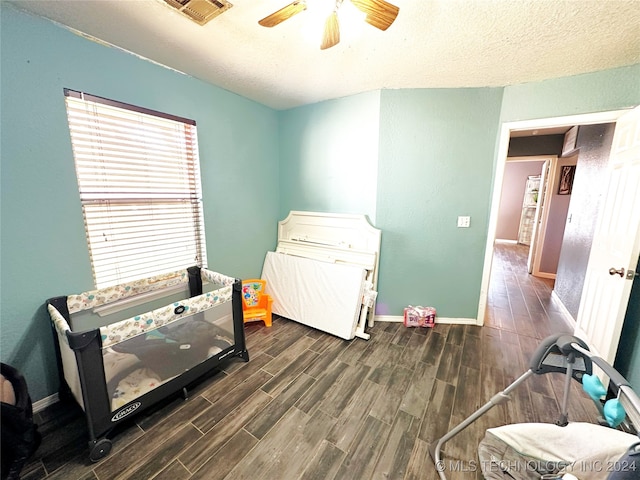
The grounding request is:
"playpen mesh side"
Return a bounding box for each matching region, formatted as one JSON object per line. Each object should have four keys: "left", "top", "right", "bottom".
{"left": 48, "top": 268, "right": 238, "bottom": 412}
{"left": 106, "top": 308, "right": 234, "bottom": 410}
{"left": 98, "top": 283, "right": 232, "bottom": 348}
{"left": 99, "top": 285, "right": 235, "bottom": 411}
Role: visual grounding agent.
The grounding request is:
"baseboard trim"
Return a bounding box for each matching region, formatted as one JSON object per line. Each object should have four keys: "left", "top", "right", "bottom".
{"left": 551, "top": 291, "right": 576, "bottom": 330}
{"left": 375, "top": 315, "right": 477, "bottom": 325}
{"left": 33, "top": 393, "right": 59, "bottom": 413}
{"left": 436, "top": 317, "right": 479, "bottom": 325}
{"left": 374, "top": 315, "right": 404, "bottom": 323}
{"left": 534, "top": 271, "right": 557, "bottom": 280}
{"left": 494, "top": 239, "right": 518, "bottom": 244}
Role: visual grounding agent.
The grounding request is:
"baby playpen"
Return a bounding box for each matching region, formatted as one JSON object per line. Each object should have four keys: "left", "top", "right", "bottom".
{"left": 47, "top": 266, "right": 248, "bottom": 461}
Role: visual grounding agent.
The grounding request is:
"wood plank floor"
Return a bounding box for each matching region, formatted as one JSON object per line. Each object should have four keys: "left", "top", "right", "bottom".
{"left": 21, "top": 243, "right": 599, "bottom": 480}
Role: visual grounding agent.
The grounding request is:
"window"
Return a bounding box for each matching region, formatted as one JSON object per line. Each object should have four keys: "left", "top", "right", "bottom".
{"left": 64, "top": 89, "right": 207, "bottom": 289}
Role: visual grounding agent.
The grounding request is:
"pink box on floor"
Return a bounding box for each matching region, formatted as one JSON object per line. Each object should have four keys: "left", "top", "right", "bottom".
{"left": 403, "top": 306, "right": 436, "bottom": 328}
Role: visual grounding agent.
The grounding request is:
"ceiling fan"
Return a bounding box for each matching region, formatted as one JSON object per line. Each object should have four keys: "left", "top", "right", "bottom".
{"left": 258, "top": 0, "right": 400, "bottom": 50}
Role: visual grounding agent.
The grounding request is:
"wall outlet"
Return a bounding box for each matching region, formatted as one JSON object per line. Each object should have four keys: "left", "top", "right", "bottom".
{"left": 457, "top": 216, "right": 471, "bottom": 228}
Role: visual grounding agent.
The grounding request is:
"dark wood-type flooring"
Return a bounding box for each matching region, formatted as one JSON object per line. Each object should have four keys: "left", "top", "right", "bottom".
{"left": 21, "top": 243, "right": 599, "bottom": 480}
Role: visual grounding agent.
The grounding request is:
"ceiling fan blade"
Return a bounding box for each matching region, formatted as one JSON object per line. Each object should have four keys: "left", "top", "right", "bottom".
{"left": 320, "top": 11, "right": 340, "bottom": 50}
{"left": 258, "top": 0, "right": 307, "bottom": 27}
{"left": 350, "top": 0, "right": 399, "bottom": 30}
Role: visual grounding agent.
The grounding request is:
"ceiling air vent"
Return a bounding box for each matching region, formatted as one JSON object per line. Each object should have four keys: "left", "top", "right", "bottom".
{"left": 164, "top": 0, "right": 233, "bottom": 26}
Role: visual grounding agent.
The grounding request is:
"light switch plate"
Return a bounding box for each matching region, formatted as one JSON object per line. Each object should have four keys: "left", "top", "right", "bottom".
{"left": 457, "top": 216, "right": 470, "bottom": 228}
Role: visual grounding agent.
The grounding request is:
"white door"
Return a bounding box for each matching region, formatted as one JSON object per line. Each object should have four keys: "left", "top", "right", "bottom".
{"left": 527, "top": 160, "right": 551, "bottom": 273}
{"left": 575, "top": 106, "right": 640, "bottom": 365}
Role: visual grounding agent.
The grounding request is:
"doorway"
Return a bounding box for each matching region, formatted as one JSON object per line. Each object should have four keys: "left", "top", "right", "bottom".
{"left": 477, "top": 109, "right": 631, "bottom": 331}
{"left": 494, "top": 156, "right": 552, "bottom": 277}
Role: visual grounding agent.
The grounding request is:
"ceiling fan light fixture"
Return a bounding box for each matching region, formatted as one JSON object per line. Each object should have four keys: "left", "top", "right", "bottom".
{"left": 320, "top": 10, "right": 340, "bottom": 50}
{"left": 258, "top": 0, "right": 307, "bottom": 27}
{"left": 258, "top": 0, "right": 399, "bottom": 50}
{"left": 350, "top": 0, "right": 399, "bottom": 30}
{"left": 163, "top": 0, "right": 233, "bottom": 26}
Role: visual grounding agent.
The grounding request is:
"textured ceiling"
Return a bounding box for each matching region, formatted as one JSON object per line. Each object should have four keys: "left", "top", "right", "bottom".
{"left": 7, "top": 0, "right": 640, "bottom": 110}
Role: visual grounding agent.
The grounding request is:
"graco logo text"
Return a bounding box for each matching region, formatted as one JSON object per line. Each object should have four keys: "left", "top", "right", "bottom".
{"left": 111, "top": 402, "right": 141, "bottom": 422}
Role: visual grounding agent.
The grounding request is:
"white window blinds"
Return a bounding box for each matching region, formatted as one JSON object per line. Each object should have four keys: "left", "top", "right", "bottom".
{"left": 64, "top": 89, "right": 207, "bottom": 289}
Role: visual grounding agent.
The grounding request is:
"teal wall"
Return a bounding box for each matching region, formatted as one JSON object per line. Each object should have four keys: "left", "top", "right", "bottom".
{"left": 278, "top": 91, "right": 380, "bottom": 221}
{"left": 278, "top": 88, "right": 505, "bottom": 319}
{"left": 500, "top": 64, "right": 640, "bottom": 123}
{"left": 0, "top": 4, "right": 280, "bottom": 401}
{"left": 375, "top": 89, "right": 504, "bottom": 317}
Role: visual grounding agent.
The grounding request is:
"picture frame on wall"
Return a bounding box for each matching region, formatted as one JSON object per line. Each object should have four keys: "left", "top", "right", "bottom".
{"left": 558, "top": 165, "right": 576, "bottom": 195}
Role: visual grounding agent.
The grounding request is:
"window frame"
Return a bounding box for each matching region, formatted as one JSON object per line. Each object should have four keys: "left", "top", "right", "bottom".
{"left": 64, "top": 88, "right": 208, "bottom": 289}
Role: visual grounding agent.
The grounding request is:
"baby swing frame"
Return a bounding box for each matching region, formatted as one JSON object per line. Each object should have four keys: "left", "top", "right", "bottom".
{"left": 430, "top": 334, "right": 640, "bottom": 480}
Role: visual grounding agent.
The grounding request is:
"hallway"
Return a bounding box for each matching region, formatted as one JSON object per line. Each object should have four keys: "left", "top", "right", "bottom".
{"left": 485, "top": 241, "right": 574, "bottom": 340}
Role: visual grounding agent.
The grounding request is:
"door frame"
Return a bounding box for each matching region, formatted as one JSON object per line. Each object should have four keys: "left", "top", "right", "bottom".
{"left": 528, "top": 157, "right": 555, "bottom": 277}
{"left": 476, "top": 109, "right": 632, "bottom": 326}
